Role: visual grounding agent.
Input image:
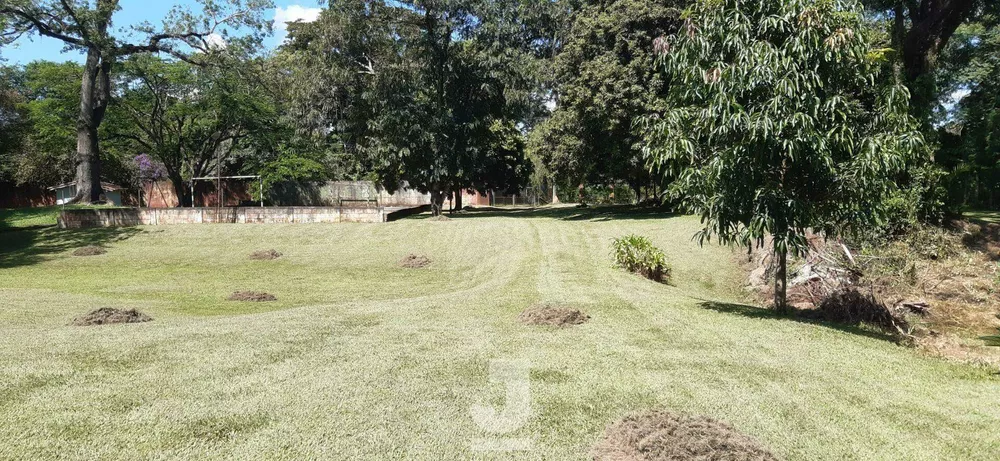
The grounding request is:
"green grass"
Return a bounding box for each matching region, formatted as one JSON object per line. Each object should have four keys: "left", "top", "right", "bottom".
{"left": 0, "top": 205, "right": 125, "bottom": 229}
{"left": 0, "top": 206, "right": 65, "bottom": 229}
{"left": 966, "top": 209, "right": 1000, "bottom": 224}
{"left": 0, "top": 206, "right": 997, "bottom": 459}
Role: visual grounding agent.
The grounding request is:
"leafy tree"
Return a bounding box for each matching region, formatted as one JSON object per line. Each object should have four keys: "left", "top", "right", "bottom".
{"left": 935, "top": 13, "right": 1000, "bottom": 208}
{"left": 17, "top": 61, "right": 81, "bottom": 185}
{"left": 0, "top": 65, "right": 31, "bottom": 183}
{"left": 530, "top": 0, "right": 682, "bottom": 202}
{"left": 644, "top": 0, "right": 924, "bottom": 311}
{"left": 109, "top": 54, "right": 275, "bottom": 205}
{"left": 1, "top": 0, "right": 272, "bottom": 203}
{"left": 285, "top": 0, "right": 537, "bottom": 215}
{"left": 862, "top": 0, "right": 996, "bottom": 123}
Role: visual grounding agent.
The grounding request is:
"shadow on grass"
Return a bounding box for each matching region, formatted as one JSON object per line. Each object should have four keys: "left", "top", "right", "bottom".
{"left": 408, "top": 205, "right": 680, "bottom": 222}
{"left": 0, "top": 206, "right": 61, "bottom": 230}
{"left": 0, "top": 227, "right": 144, "bottom": 269}
{"left": 965, "top": 210, "right": 1000, "bottom": 225}
{"left": 698, "top": 300, "right": 898, "bottom": 343}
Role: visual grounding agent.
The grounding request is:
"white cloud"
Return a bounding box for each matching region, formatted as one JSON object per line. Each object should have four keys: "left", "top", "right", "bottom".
{"left": 204, "top": 33, "right": 227, "bottom": 50}
{"left": 274, "top": 5, "right": 322, "bottom": 31}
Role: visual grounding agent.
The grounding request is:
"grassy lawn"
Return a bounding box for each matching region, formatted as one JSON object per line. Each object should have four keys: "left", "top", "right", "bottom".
{"left": 966, "top": 210, "right": 1000, "bottom": 224}
{"left": 0, "top": 206, "right": 997, "bottom": 459}
{"left": 0, "top": 206, "right": 65, "bottom": 229}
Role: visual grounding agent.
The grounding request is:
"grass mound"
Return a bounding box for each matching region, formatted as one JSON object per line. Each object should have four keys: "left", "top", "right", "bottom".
{"left": 72, "top": 308, "right": 152, "bottom": 326}
{"left": 249, "top": 249, "right": 282, "bottom": 260}
{"left": 518, "top": 304, "right": 590, "bottom": 327}
{"left": 592, "top": 410, "right": 778, "bottom": 461}
{"left": 227, "top": 291, "right": 277, "bottom": 302}
{"left": 72, "top": 245, "right": 107, "bottom": 257}
{"left": 428, "top": 215, "right": 451, "bottom": 221}
{"left": 399, "top": 254, "right": 431, "bottom": 269}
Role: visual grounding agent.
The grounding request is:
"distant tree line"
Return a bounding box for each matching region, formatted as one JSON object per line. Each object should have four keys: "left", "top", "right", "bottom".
{"left": 1, "top": 0, "right": 998, "bottom": 221}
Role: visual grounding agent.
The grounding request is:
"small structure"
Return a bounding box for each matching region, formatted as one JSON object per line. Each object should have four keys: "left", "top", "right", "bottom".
{"left": 48, "top": 181, "right": 123, "bottom": 206}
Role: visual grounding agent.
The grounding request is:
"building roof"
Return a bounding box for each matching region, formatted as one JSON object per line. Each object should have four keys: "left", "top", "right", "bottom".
{"left": 47, "top": 181, "right": 123, "bottom": 192}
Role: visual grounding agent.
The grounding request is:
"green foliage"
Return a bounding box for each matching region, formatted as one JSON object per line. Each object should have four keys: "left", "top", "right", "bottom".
{"left": 644, "top": 0, "right": 925, "bottom": 257}
{"left": 873, "top": 165, "right": 949, "bottom": 238}
{"left": 612, "top": 234, "right": 670, "bottom": 282}
{"left": 110, "top": 55, "right": 278, "bottom": 203}
{"left": 935, "top": 12, "right": 1000, "bottom": 210}
{"left": 284, "top": 0, "right": 540, "bottom": 211}
{"left": 258, "top": 153, "right": 328, "bottom": 201}
{"left": 528, "top": 0, "right": 681, "bottom": 199}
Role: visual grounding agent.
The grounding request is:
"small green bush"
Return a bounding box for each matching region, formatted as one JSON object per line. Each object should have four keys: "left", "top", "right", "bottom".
{"left": 612, "top": 234, "right": 670, "bottom": 283}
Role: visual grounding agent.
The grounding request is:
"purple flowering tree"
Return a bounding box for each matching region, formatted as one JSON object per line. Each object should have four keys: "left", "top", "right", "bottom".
{"left": 134, "top": 154, "right": 168, "bottom": 207}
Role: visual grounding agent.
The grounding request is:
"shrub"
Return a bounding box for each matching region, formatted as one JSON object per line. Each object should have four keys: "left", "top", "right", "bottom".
{"left": 612, "top": 235, "right": 670, "bottom": 283}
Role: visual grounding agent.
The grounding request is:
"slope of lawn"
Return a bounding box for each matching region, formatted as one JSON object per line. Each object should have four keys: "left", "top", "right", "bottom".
{"left": 0, "top": 206, "right": 997, "bottom": 460}
{"left": 0, "top": 206, "right": 64, "bottom": 229}
{"left": 967, "top": 209, "right": 1000, "bottom": 224}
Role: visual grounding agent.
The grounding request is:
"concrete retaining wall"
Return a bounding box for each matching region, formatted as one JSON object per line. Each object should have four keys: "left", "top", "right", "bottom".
{"left": 58, "top": 206, "right": 386, "bottom": 229}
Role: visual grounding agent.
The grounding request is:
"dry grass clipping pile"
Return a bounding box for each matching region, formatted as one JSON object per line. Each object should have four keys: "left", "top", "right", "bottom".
{"left": 592, "top": 410, "right": 778, "bottom": 461}
{"left": 249, "top": 249, "right": 282, "bottom": 260}
{"left": 399, "top": 254, "right": 431, "bottom": 269}
{"left": 227, "top": 291, "right": 277, "bottom": 302}
{"left": 811, "top": 288, "right": 910, "bottom": 335}
{"left": 72, "top": 245, "right": 106, "bottom": 256}
{"left": 518, "top": 303, "right": 590, "bottom": 327}
{"left": 742, "top": 224, "right": 1000, "bottom": 366}
{"left": 72, "top": 308, "right": 152, "bottom": 326}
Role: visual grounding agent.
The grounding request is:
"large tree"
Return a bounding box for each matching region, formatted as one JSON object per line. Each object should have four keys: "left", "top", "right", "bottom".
{"left": 864, "top": 0, "right": 995, "bottom": 122}
{"left": 109, "top": 54, "right": 276, "bottom": 205}
{"left": 285, "top": 0, "right": 538, "bottom": 215}
{"left": 529, "top": 0, "right": 683, "bottom": 202}
{"left": 645, "top": 0, "right": 924, "bottom": 311}
{"left": 935, "top": 12, "right": 1000, "bottom": 208}
{"left": 0, "top": 0, "right": 272, "bottom": 203}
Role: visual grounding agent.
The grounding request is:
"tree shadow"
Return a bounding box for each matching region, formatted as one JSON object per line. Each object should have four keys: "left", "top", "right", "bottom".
{"left": 697, "top": 300, "right": 898, "bottom": 343}
{"left": 438, "top": 205, "right": 680, "bottom": 222}
{"left": 0, "top": 227, "right": 145, "bottom": 269}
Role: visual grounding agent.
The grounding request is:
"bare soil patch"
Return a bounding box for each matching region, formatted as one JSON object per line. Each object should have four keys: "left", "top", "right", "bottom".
{"left": 72, "top": 308, "right": 152, "bottom": 326}
{"left": 400, "top": 254, "right": 431, "bottom": 269}
{"left": 518, "top": 303, "right": 590, "bottom": 327}
{"left": 227, "top": 291, "right": 277, "bottom": 302}
{"left": 592, "top": 410, "right": 778, "bottom": 461}
{"left": 249, "top": 249, "right": 282, "bottom": 260}
{"left": 72, "top": 245, "right": 107, "bottom": 257}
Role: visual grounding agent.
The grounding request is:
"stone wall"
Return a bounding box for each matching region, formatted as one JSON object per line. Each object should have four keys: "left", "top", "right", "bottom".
{"left": 58, "top": 206, "right": 387, "bottom": 228}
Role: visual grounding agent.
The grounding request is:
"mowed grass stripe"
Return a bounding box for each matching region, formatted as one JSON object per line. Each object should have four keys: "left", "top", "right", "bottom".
{"left": 0, "top": 207, "right": 997, "bottom": 459}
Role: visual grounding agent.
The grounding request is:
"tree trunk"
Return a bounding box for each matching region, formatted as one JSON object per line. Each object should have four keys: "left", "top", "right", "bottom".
{"left": 453, "top": 189, "right": 463, "bottom": 212}
{"left": 430, "top": 190, "right": 444, "bottom": 216}
{"left": 71, "top": 48, "right": 111, "bottom": 204}
{"left": 898, "top": 0, "right": 977, "bottom": 123}
{"left": 774, "top": 247, "right": 788, "bottom": 314}
{"left": 169, "top": 174, "right": 189, "bottom": 208}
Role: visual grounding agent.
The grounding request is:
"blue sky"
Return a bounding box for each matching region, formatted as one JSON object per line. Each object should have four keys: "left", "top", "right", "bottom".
{"left": 3, "top": 0, "right": 323, "bottom": 65}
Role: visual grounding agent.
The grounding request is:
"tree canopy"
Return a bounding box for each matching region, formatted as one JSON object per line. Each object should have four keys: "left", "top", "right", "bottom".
{"left": 644, "top": 0, "right": 925, "bottom": 309}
